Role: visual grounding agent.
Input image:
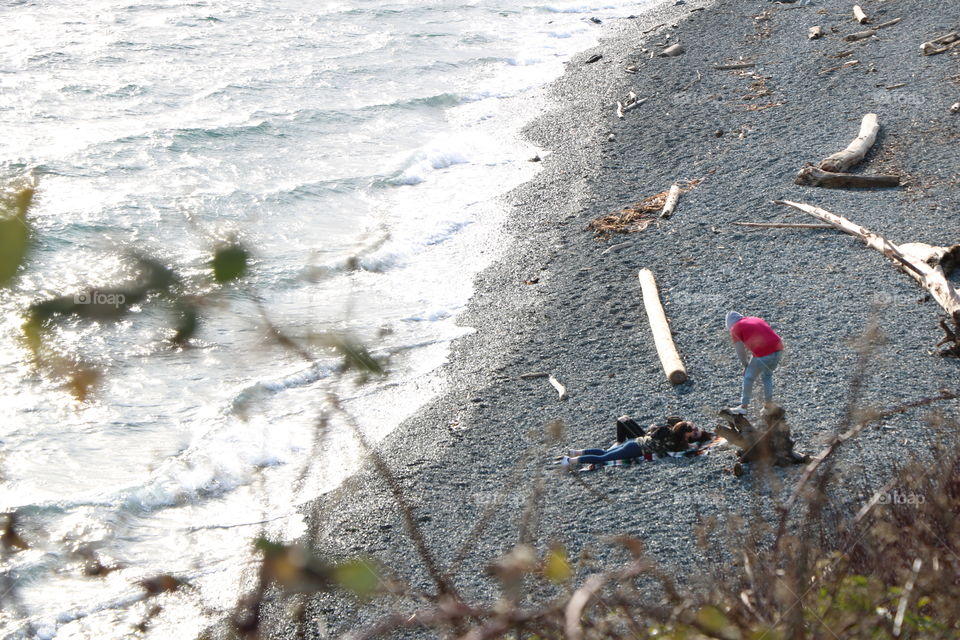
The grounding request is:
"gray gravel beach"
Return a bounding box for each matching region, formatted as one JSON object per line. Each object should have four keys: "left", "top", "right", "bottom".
{"left": 265, "top": 0, "right": 960, "bottom": 635}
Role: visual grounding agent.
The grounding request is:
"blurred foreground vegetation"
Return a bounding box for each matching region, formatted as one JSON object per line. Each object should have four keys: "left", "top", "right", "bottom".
{"left": 2, "top": 176, "right": 959, "bottom": 639}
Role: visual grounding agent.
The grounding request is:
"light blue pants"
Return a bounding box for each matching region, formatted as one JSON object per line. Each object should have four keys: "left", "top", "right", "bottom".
{"left": 741, "top": 350, "right": 782, "bottom": 407}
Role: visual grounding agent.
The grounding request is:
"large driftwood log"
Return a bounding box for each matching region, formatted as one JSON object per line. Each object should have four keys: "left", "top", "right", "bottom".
{"left": 795, "top": 164, "right": 900, "bottom": 188}
{"left": 819, "top": 113, "right": 879, "bottom": 172}
{"left": 637, "top": 269, "right": 688, "bottom": 384}
{"left": 716, "top": 404, "right": 809, "bottom": 466}
{"left": 774, "top": 200, "right": 960, "bottom": 355}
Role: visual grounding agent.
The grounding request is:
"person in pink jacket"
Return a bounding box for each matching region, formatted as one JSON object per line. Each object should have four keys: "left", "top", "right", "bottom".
{"left": 726, "top": 312, "right": 784, "bottom": 415}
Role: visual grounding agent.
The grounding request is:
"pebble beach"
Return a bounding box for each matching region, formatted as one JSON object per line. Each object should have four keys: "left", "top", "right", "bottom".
{"left": 266, "top": 0, "right": 960, "bottom": 635}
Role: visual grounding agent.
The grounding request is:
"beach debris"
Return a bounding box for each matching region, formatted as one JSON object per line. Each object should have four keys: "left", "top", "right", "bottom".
{"left": 519, "top": 371, "right": 549, "bottom": 379}
{"left": 773, "top": 199, "right": 960, "bottom": 355}
{"left": 584, "top": 54, "right": 602, "bottom": 64}
{"left": 853, "top": 5, "right": 869, "bottom": 24}
{"left": 715, "top": 61, "right": 756, "bottom": 70}
{"left": 808, "top": 25, "right": 824, "bottom": 39}
{"left": 874, "top": 17, "right": 902, "bottom": 30}
{"left": 600, "top": 241, "right": 633, "bottom": 255}
{"left": 519, "top": 372, "right": 569, "bottom": 400}
{"left": 744, "top": 101, "right": 783, "bottom": 111}
{"left": 660, "top": 43, "right": 685, "bottom": 57}
{"left": 716, "top": 404, "right": 809, "bottom": 466}
{"left": 819, "top": 113, "right": 879, "bottom": 172}
{"left": 659, "top": 184, "right": 682, "bottom": 218}
{"left": 587, "top": 179, "right": 701, "bottom": 238}
{"left": 548, "top": 375, "right": 568, "bottom": 401}
{"left": 615, "top": 91, "right": 646, "bottom": 118}
{"left": 951, "top": 102, "right": 960, "bottom": 113}
{"left": 882, "top": 82, "right": 907, "bottom": 90}
{"left": 589, "top": 16, "right": 601, "bottom": 24}
{"left": 732, "top": 221, "right": 833, "bottom": 229}
{"left": 920, "top": 32, "right": 959, "bottom": 56}
{"left": 637, "top": 268, "right": 687, "bottom": 385}
{"left": 821, "top": 59, "right": 860, "bottom": 73}
{"left": 844, "top": 29, "right": 876, "bottom": 42}
{"left": 795, "top": 164, "right": 900, "bottom": 188}
{"left": 624, "top": 65, "right": 638, "bottom": 74}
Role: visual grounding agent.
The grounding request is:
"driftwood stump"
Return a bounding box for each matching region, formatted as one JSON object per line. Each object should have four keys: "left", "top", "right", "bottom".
{"left": 716, "top": 404, "right": 809, "bottom": 466}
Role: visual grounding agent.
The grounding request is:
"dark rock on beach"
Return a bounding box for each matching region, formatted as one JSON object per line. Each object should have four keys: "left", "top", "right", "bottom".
{"left": 264, "top": 0, "right": 960, "bottom": 635}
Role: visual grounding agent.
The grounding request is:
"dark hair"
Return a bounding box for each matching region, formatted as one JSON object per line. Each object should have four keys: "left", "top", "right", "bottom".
{"left": 665, "top": 421, "right": 714, "bottom": 451}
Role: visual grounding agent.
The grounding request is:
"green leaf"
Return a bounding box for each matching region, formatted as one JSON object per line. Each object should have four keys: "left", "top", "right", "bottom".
{"left": 212, "top": 244, "right": 248, "bottom": 283}
{"left": 696, "top": 606, "right": 740, "bottom": 640}
{"left": 0, "top": 186, "right": 33, "bottom": 287}
{"left": 543, "top": 546, "right": 571, "bottom": 583}
{"left": 333, "top": 559, "right": 380, "bottom": 596}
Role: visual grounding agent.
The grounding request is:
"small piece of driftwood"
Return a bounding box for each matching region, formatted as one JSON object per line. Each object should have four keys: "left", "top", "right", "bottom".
{"left": 733, "top": 222, "right": 833, "bottom": 229}
{"left": 659, "top": 184, "right": 681, "bottom": 218}
{"left": 821, "top": 60, "right": 860, "bottom": 74}
{"left": 874, "top": 17, "right": 902, "bottom": 30}
{"left": 808, "top": 25, "right": 824, "bottom": 40}
{"left": 548, "top": 375, "right": 568, "bottom": 401}
{"left": 715, "top": 62, "right": 756, "bottom": 70}
{"left": 519, "top": 372, "right": 569, "bottom": 400}
{"left": 795, "top": 164, "right": 900, "bottom": 189}
{"left": 819, "top": 113, "right": 879, "bottom": 172}
{"left": 845, "top": 29, "right": 877, "bottom": 42}
{"left": 716, "top": 404, "right": 809, "bottom": 466}
{"left": 853, "top": 5, "right": 869, "bottom": 24}
{"left": 921, "top": 32, "right": 959, "bottom": 56}
{"left": 637, "top": 269, "right": 687, "bottom": 385}
{"left": 660, "top": 44, "right": 685, "bottom": 57}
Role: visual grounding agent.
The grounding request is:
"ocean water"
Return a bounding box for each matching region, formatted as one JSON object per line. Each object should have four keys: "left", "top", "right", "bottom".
{"left": 0, "top": 1, "right": 653, "bottom": 637}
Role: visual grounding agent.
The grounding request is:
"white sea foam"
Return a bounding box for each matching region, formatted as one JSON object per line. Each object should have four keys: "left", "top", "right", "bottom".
{"left": 389, "top": 146, "right": 470, "bottom": 186}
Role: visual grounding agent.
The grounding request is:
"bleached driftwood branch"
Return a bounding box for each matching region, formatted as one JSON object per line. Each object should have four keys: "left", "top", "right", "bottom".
{"left": 773, "top": 200, "right": 960, "bottom": 312}
{"left": 818, "top": 113, "right": 879, "bottom": 172}
{"left": 733, "top": 221, "right": 833, "bottom": 229}
{"left": 853, "top": 5, "right": 869, "bottom": 24}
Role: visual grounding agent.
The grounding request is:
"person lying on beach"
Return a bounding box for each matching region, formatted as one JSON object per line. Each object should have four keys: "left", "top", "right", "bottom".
{"left": 560, "top": 420, "right": 712, "bottom": 467}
